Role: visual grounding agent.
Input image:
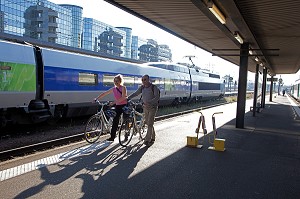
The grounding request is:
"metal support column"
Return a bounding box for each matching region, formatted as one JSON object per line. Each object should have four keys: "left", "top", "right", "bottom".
{"left": 252, "top": 64, "right": 259, "bottom": 117}
{"left": 236, "top": 43, "right": 249, "bottom": 128}
{"left": 261, "top": 68, "right": 267, "bottom": 108}
{"left": 269, "top": 76, "right": 274, "bottom": 102}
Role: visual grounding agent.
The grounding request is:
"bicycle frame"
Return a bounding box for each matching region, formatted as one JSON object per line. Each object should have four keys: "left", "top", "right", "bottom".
{"left": 95, "top": 102, "right": 113, "bottom": 134}
{"left": 128, "top": 102, "right": 146, "bottom": 138}
{"left": 132, "top": 109, "right": 145, "bottom": 135}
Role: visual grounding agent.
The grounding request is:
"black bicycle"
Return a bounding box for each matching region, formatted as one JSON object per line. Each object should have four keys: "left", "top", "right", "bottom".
{"left": 118, "top": 101, "right": 147, "bottom": 147}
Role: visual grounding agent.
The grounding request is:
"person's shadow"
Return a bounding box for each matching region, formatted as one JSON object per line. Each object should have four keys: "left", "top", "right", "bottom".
{"left": 75, "top": 142, "right": 148, "bottom": 199}
{"left": 14, "top": 141, "right": 148, "bottom": 199}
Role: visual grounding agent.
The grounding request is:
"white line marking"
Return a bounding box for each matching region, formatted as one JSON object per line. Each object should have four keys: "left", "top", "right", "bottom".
{"left": 0, "top": 141, "right": 110, "bottom": 182}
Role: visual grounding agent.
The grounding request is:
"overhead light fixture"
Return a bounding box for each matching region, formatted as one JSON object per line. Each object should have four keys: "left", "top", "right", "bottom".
{"left": 260, "top": 63, "right": 264, "bottom": 67}
{"left": 208, "top": 1, "right": 226, "bottom": 24}
{"left": 255, "top": 56, "right": 259, "bottom": 62}
{"left": 234, "top": 31, "right": 244, "bottom": 44}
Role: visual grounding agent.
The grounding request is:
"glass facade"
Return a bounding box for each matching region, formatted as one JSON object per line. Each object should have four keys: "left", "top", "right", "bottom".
{"left": 0, "top": 0, "right": 172, "bottom": 61}
{"left": 116, "top": 27, "right": 132, "bottom": 59}
{"left": 0, "top": 0, "right": 72, "bottom": 45}
{"left": 82, "top": 18, "right": 126, "bottom": 57}
{"left": 59, "top": 4, "right": 82, "bottom": 48}
{"left": 158, "top": 44, "right": 172, "bottom": 62}
{"left": 131, "top": 35, "right": 147, "bottom": 60}
{"left": 139, "top": 39, "right": 158, "bottom": 62}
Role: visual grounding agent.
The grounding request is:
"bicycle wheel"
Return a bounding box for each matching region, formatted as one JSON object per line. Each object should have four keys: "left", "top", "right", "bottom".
{"left": 84, "top": 115, "right": 103, "bottom": 143}
{"left": 118, "top": 118, "right": 134, "bottom": 147}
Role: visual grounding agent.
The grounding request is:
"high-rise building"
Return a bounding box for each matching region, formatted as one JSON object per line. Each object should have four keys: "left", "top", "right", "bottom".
{"left": 24, "top": 3, "right": 58, "bottom": 43}
{"left": 139, "top": 39, "right": 158, "bottom": 62}
{"left": 82, "top": 18, "right": 126, "bottom": 57}
{"left": 59, "top": 4, "right": 83, "bottom": 48}
{"left": 0, "top": 0, "right": 72, "bottom": 46}
{"left": 116, "top": 27, "right": 132, "bottom": 59}
{"left": 0, "top": 0, "right": 172, "bottom": 61}
{"left": 131, "top": 35, "right": 147, "bottom": 60}
{"left": 158, "top": 44, "right": 172, "bottom": 62}
{"left": 0, "top": 10, "right": 4, "bottom": 33}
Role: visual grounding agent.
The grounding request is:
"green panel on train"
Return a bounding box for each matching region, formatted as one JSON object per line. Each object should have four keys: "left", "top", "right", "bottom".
{"left": 0, "top": 61, "right": 36, "bottom": 92}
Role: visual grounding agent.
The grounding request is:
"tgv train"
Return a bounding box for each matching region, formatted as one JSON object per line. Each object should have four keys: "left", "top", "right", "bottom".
{"left": 0, "top": 39, "right": 225, "bottom": 126}
{"left": 290, "top": 79, "right": 300, "bottom": 101}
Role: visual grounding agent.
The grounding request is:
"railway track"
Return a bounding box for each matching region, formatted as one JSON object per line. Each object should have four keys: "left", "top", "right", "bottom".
{"left": 0, "top": 101, "right": 227, "bottom": 162}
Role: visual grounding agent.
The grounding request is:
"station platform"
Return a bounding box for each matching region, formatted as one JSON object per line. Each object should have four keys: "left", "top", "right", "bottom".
{"left": 1, "top": 95, "right": 300, "bottom": 199}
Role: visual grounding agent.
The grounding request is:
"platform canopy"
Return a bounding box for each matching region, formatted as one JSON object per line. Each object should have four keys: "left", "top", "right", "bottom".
{"left": 105, "top": 0, "right": 300, "bottom": 76}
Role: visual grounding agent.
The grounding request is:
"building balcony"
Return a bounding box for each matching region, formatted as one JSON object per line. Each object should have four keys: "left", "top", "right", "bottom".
{"left": 36, "top": 27, "right": 45, "bottom": 32}
{"left": 48, "top": 22, "right": 58, "bottom": 28}
{"left": 31, "top": 17, "right": 44, "bottom": 22}
{"left": 48, "top": 11, "right": 58, "bottom": 18}
{"left": 48, "top": 32, "right": 58, "bottom": 38}
{"left": 114, "top": 41, "right": 123, "bottom": 47}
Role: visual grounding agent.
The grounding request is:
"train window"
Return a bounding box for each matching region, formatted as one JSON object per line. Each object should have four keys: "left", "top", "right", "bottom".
{"left": 167, "top": 65, "right": 174, "bottom": 71}
{"left": 103, "top": 74, "right": 115, "bottom": 87}
{"left": 150, "top": 63, "right": 168, "bottom": 70}
{"left": 123, "top": 75, "right": 135, "bottom": 87}
{"left": 152, "top": 78, "right": 160, "bottom": 86}
{"left": 198, "top": 82, "right": 220, "bottom": 90}
{"left": 170, "top": 65, "right": 179, "bottom": 72}
{"left": 135, "top": 76, "right": 142, "bottom": 84}
{"left": 164, "top": 78, "right": 172, "bottom": 91}
{"left": 79, "top": 72, "right": 98, "bottom": 85}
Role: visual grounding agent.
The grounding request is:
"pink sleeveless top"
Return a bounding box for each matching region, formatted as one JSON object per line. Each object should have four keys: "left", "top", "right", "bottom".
{"left": 113, "top": 86, "right": 127, "bottom": 105}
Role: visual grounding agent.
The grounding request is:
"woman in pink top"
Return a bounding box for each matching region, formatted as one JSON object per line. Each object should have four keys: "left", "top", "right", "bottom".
{"left": 95, "top": 74, "right": 128, "bottom": 141}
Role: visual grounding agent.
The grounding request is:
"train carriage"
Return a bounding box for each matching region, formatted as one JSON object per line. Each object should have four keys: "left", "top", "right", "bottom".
{"left": 0, "top": 40, "right": 49, "bottom": 125}
{"left": 0, "top": 39, "right": 225, "bottom": 127}
{"left": 189, "top": 68, "right": 224, "bottom": 102}
{"left": 42, "top": 48, "right": 174, "bottom": 117}
{"left": 290, "top": 79, "right": 300, "bottom": 101}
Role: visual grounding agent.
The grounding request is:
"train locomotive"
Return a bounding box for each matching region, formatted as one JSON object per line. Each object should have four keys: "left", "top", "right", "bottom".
{"left": 0, "top": 39, "right": 225, "bottom": 127}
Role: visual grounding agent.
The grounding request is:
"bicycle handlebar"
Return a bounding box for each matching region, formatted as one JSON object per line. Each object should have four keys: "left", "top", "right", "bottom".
{"left": 127, "top": 100, "right": 143, "bottom": 107}
{"left": 94, "top": 99, "right": 111, "bottom": 106}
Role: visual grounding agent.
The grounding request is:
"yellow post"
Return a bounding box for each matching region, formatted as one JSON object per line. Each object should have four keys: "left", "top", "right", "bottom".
{"left": 208, "top": 112, "right": 226, "bottom": 151}
{"left": 186, "top": 112, "right": 206, "bottom": 148}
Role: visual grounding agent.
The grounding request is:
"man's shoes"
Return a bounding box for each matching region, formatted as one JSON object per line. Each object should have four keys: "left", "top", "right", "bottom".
{"left": 144, "top": 140, "right": 154, "bottom": 147}
{"left": 144, "top": 141, "right": 150, "bottom": 146}
{"left": 106, "top": 137, "right": 115, "bottom": 142}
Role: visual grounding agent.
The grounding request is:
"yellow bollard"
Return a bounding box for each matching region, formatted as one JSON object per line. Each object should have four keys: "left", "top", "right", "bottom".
{"left": 208, "top": 138, "right": 226, "bottom": 151}
{"left": 186, "top": 136, "right": 199, "bottom": 148}
{"left": 186, "top": 112, "right": 206, "bottom": 148}
{"left": 208, "top": 112, "right": 226, "bottom": 152}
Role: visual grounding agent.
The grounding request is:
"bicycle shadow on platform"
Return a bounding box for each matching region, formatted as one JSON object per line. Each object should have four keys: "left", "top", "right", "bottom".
{"left": 74, "top": 141, "right": 148, "bottom": 198}
{"left": 14, "top": 140, "right": 147, "bottom": 199}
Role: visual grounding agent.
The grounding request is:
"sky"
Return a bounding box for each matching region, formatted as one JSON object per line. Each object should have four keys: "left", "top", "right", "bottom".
{"left": 50, "top": 0, "right": 299, "bottom": 85}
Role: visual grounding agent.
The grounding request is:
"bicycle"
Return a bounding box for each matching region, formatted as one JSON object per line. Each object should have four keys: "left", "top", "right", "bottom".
{"left": 118, "top": 101, "right": 147, "bottom": 147}
{"left": 84, "top": 100, "right": 119, "bottom": 143}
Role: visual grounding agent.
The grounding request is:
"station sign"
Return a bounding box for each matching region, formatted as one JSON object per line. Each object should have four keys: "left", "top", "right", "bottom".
{"left": 267, "top": 78, "right": 278, "bottom": 81}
